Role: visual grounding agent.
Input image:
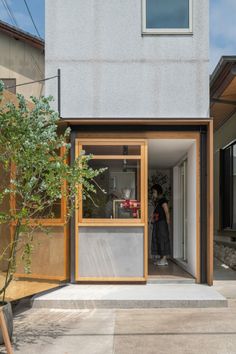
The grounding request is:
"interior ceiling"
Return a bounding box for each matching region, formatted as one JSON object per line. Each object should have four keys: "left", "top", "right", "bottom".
{"left": 148, "top": 139, "right": 195, "bottom": 169}
{"left": 211, "top": 76, "right": 236, "bottom": 131}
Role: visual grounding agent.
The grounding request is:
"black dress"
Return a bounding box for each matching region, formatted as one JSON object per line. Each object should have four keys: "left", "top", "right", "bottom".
{"left": 151, "top": 197, "right": 171, "bottom": 257}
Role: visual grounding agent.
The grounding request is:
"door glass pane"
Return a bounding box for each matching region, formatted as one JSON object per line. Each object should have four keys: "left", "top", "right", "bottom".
{"left": 179, "top": 159, "right": 187, "bottom": 262}
{"left": 146, "top": 0, "right": 189, "bottom": 29}
{"left": 82, "top": 145, "right": 140, "bottom": 156}
{"left": 83, "top": 159, "right": 141, "bottom": 219}
{"left": 233, "top": 144, "right": 236, "bottom": 229}
{"left": 222, "top": 147, "right": 232, "bottom": 229}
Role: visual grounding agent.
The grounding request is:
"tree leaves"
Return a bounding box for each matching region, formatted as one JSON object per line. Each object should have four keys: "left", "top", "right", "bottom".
{"left": 0, "top": 81, "right": 105, "bottom": 300}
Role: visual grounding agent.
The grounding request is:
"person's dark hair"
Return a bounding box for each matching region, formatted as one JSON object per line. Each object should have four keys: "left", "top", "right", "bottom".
{"left": 151, "top": 184, "right": 163, "bottom": 195}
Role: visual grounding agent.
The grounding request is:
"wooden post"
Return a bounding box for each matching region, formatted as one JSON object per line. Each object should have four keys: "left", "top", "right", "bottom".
{"left": 207, "top": 120, "right": 214, "bottom": 286}
{"left": 0, "top": 307, "right": 13, "bottom": 354}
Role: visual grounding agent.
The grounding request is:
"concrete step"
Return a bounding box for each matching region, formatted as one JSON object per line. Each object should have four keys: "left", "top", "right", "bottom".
{"left": 32, "top": 284, "right": 228, "bottom": 309}
{"left": 147, "top": 278, "right": 195, "bottom": 284}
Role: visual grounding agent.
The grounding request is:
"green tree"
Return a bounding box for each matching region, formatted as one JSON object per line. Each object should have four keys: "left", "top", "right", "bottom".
{"left": 0, "top": 82, "right": 105, "bottom": 302}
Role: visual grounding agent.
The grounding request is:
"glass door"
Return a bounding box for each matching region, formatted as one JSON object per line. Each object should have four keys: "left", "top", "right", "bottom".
{"left": 179, "top": 158, "right": 188, "bottom": 262}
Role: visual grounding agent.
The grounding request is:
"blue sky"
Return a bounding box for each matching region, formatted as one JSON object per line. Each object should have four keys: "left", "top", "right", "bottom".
{"left": 0, "top": 0, "right": 45, "bottom": 37}
{"left": 0, "top": 0, "right": 235, "bottom": 73}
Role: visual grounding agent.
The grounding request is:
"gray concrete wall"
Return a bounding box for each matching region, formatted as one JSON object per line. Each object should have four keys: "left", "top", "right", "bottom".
{"left": 45, "top": 0, "right": 209, "bottom": 118}
{"left": 214, "top": 113, "right": 236, "bottom": 240}
{"left": 78, "top": 227, "right": 144, "bottom": 277}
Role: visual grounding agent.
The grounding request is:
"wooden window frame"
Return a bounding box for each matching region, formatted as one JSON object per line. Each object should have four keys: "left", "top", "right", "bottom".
{"left": 76, "top": 139, "right": 147, "bottom": 226}
{"left": 10, "top": 146, "right": 69, "bottom": 280}
{"left": 10, "top": 146, "right": 67, "bottom": 227}
{"left": 75, "top": 138, "right": 148, "bottom": 282}
{"left": 142, "top": 0, "right": 193, "bottom": 35}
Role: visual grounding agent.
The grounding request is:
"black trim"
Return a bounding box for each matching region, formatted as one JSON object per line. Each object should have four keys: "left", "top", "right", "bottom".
{"left": 58, "top": 69, "right": 61, "bottom": 117}
{"left": 69, "top": 123, "right": 209, "bottom": 284}
{"left": 71, "top": 124, "right": 206, "bottom": 133}
{"left": 221, "top": 142, "right": 236, "bottom": 230}
{"left": 70, "top": 131, "right": 76, "bottom": 283}
{"left": 200, "top": 129, "right": 207, "bottom": 283}
{"left": 211, "top": 97, "right": 236, "bottom": 106}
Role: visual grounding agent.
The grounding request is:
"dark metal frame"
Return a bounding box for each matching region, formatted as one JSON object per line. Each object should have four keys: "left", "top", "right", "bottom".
{"left": 221, "top": 141, "right": 236, "bottom": 231}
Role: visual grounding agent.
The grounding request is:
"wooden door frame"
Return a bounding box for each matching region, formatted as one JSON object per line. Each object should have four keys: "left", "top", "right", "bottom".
{"left": 144, "top": 132, "right": 201, "bottom": 283}
{"left": 72, "top": 121, "right": 213, "bottom": 285}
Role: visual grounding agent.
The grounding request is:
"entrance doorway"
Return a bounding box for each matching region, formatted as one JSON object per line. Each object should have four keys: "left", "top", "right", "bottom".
{"left": 148, "top": 138, "right": 199, "bottom": 282}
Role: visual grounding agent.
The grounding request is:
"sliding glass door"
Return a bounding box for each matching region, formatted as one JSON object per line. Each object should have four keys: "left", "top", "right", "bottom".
{"left": 179, "top": 158, "right": 188, "bottom": 262}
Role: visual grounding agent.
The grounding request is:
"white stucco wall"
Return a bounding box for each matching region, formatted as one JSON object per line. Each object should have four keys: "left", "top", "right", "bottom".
{"left": 45, "top": 0, "right": 209, "bottom": 118}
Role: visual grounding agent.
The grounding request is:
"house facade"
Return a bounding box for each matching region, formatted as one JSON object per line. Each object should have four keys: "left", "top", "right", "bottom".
{"left": 0, "top": 20, "right": 44, "bottom": 99}
{"left": 34, "top": 0, "right": 213, "bottom": 284}
{"left": 211, "top": 57, "right": 236, "bottom": 269}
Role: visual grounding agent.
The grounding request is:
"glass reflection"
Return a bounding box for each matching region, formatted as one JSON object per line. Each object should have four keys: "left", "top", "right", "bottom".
{"left": 146, "top": 0, "right": 189, "bottom": 29}
{"left": 83, "top": 159, "right": 141, "bottom": 219}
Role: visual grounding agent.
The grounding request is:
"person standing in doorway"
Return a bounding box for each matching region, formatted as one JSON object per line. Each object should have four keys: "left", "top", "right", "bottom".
{"left": 151, "top": 184, "right": 171, "bottom": 266}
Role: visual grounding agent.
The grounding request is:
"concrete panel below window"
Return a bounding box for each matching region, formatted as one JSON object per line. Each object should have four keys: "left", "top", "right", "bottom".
{"left": 78, "top": 227, "right": 144, "bottom": 278}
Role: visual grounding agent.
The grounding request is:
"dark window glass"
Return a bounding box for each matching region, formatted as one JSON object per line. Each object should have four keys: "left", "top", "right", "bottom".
{"left": 1, "top": 79, "right": 16, "bottom": 94}
{"left": 233, "top": 145, "right": 236, "bottom": 229}
{"left": 221, "top": 143, "right": 236, "bottom": 230}
{"left": 146, "top": 0, "right": 189, "bottom": 29}
{"left": 82, "top": 145, "right": 141, "bottom": 156}
{"left": 222, "top": 147, "right": 232, "bottom": 229}
{"left": 83, "top": 159, "right": 141, "bottom": 219}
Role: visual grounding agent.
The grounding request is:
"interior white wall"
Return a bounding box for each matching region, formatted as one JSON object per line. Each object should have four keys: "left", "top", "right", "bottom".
{"left": 173, "top": 142, "right": 197, "bottom": 278}
{"left": 173, "top": 166, "right": 181, "bottom": 258}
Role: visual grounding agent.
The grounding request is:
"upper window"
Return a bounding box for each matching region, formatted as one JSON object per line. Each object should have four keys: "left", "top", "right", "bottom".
{"left": 142, "top": 0, "right": 192, "bottom": 34}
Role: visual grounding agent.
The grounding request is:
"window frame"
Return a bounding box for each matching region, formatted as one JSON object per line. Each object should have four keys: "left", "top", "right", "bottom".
{"left": 76, "top": 139, "right": 147, "bottom": 226}
{"left": 220, "top": 140, "right": 236, "bottom": 231}
{"left": 142, "top": 0, "right": 193, "bottom": 35}
{"left": 1, "top": 78, "right": 16, "bottom": 94}
{"left": 10, "top": 146, "right": 67, "bottom": 226}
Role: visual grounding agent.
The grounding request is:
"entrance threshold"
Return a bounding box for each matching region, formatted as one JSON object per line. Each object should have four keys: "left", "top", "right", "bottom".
{"left": 32, "top": 284, "right": 227, "bottom": 309}
{"left": 148, "top": 259, "right": 195, "bottom": 284}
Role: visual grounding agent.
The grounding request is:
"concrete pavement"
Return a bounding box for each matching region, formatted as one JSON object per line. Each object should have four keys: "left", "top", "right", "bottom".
{"left": 1, "top": 306, "right": 236, "bottom": 354}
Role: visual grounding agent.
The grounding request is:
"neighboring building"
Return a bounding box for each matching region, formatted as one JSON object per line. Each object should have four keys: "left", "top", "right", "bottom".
{"left": 0, "top": 20, "right": 44, "bottom": 99}
{"left": 210, "top": 56, "right": 236, "bottom": 269}
{"left": 28, "top": 0, "right": 212, "bottom": 285}
{"left": 0, "top": 21, "right": 44, "bottom": 273}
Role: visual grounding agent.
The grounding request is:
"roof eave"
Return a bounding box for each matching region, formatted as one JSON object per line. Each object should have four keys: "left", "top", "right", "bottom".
{"left": 0, "top": 20, "right": 44, "bottom": 51}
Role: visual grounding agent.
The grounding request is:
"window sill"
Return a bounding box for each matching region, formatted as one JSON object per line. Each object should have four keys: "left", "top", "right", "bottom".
{"left": 142, "top": 30, "right": 193, "bottom": 36}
